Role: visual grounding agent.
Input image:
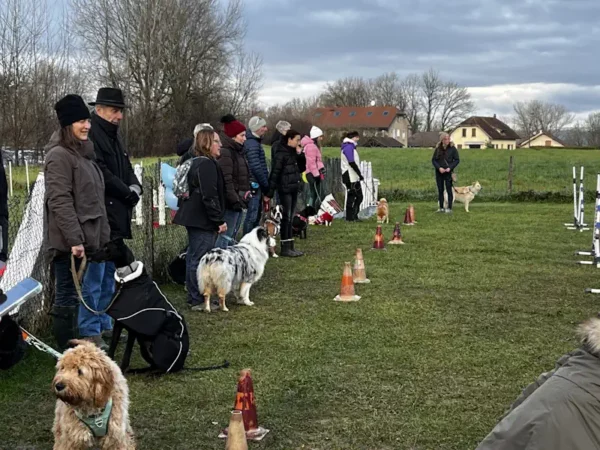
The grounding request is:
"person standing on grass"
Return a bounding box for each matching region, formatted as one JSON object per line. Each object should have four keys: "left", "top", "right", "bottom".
{"left": 0, "top": 148, "right": 8, "bottom": 275}
{"left": 270, "top": 120, "right": 291, "bottom": 171}
{"left": 215, "top": 114, "right": 251, "bottom": 248}
{"left": 432, "top": 132, "right": 459, "bottom": 214}
{"left": 301, "top": 126, "right": 326, "bottom": 210}
{"left": 87, "top": 87, "right": 142, "bottom": 344}
{"left": 173, "top": 129, "right": 227, "bottom": 310}
{"left": 242, "top": 116, "right": 269, "bottom": 236}
{"left": 44, "top": 94, "right": 110, "bottom": 350}
{"left": 341, "top": 131, "right": 364, "bottom": 222}
{"left": 267, "top": 129, "right": 303, "bottom": 257}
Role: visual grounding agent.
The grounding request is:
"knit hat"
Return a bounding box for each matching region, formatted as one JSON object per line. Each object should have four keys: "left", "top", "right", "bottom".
{"left": 221, "top": 114, "right": 246, "bottom": 138}
{"left": 275, "top": 120, "right": 291, "bottom": 135}
{"left": 193, "top": 123, "right": 213, "bottom": 138}
{"left": 54, "top": 94, "right": 91, "bottom": 128}
{"left": 310, "top": 126, "right": 323, "bottom": 139}
{"left": 248, "top": 116, "right": 267, "bottom": 133}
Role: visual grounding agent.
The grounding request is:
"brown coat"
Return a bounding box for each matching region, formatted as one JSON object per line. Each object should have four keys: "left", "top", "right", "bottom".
{"left": 44, "top": 131, "right": 110, "bottom": 256}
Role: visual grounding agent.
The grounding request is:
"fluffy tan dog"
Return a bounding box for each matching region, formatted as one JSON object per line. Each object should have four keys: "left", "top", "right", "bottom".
{"left": 444, "top": 181, "right": 482, "bottom": 212}
{"left": 377, "top": 198, "right": 389, "bottom": 224}
{"left": 52, "top": 340, "right": 135, "bottom": 450}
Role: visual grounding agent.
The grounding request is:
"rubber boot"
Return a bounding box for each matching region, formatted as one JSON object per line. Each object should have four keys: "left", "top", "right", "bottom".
{"left": 290, "top": 239, "right": 304, "bottom": 257}
{"left": 280, "top": 240, "right": 299, "bottom": 257}
{"left": 52, "top": 305, "right": 79, "bottom": 351}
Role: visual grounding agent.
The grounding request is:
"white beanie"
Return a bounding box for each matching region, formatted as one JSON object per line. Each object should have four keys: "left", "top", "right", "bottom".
{"left": 248, "top": 116, "right": 267, "bottom": 133}
{"left": 193, "top": 123, "right": 213, "bottom": 138}
{"left": 310, "top": 126, "right": 323, "bottom": 139}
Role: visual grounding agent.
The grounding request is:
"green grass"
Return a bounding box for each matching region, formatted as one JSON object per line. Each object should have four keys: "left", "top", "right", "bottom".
{"left": 1, "top": 202, "right": 598, "bottom": 449}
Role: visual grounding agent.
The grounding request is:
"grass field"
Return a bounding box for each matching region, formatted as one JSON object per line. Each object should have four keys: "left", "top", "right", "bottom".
{"left": 1, "top": 201, "right": 598, "bottom": 449}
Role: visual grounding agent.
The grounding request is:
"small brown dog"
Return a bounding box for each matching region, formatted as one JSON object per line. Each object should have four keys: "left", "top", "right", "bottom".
{"left": 52, "top": 340, "right": 135, "bottom": 450}
{"left": 377, "top": 198, "right": 389, "bottom": 224}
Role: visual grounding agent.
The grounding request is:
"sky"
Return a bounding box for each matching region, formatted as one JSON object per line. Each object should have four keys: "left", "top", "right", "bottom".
{"left": 244, "top": 0, "right": 600, "bottom": 120}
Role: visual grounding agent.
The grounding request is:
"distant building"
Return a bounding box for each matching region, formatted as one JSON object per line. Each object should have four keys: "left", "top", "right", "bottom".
{"left": 408, "top": 131, "right": 441, "bottom": 148}
{"left": 450, "top": 116, "right": 520, "bottom": 150}
{"left": 312, "top": 106, "right": 410, "bottom": 147}
{"left": 518, "top": 131, "right": 565, "bottom": 148}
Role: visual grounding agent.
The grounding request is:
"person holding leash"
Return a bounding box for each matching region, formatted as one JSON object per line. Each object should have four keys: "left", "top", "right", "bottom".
{"left": 432, "top": 132, "right": 460, "bottom": 214}
{"left": 341, "top": 131, "right": 364, "bottom": 222}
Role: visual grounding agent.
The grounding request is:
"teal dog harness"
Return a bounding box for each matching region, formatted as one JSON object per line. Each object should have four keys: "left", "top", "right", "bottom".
{"left": 75, "top": 398, "right": 113, "bottom": 438}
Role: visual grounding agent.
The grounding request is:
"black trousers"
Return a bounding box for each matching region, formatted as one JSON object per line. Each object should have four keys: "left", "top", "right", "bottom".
{"left": 344, "top": 181, "right": 363, "bottom": 221}
{"left": 436, "top": 171, "right": 453, "bottom": 209}
{"left": 279, "top": 191, "right": 298, "bottom": 240}
{"left": 0, "top": 215, "right": 7, "bottom": 261}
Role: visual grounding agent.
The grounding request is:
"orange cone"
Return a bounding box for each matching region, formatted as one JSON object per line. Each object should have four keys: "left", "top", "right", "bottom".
{"left": 220, "top": 369, "right": 269, "bottom": 441}
{"left": 353, "top": 248, "right": 371, "bottom": 284}
{"left": 388, "top": 222, "right": 405, "bottom": 245}
{"left": 371, "top": 225, "right": 386, "bottom": 250}
{"left": 409, "top": 204, "right": 417, "bottom": 224}
{"left": 334, "top": 262, "right": 361, "bottom": 302}
{"left": 225, "top": 411, "right": 248, "bottom": 450}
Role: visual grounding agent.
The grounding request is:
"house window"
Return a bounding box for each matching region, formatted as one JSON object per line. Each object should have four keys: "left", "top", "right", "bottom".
{"left": 349, "top": 112, "right": 356, "bottom": 117}
{"left": 367, "top": 111, "right": 373, "bottom": 116}
{"left": 402, "top": 132, "right": 406, "bottom": 139}
{"left": 457, "top": 144, "right": 462, "bottom": 149}
{"left": 508, "top": 144, "right": 513, "bottom": 150}
{"left": 471, "top": 128, "right": 476, "bottom": 137}
{"left": 334, "top": 111, "right": 341, "bottom": 117}
{"left": 383, "top": 111, "right": 389, "bottom": 116}
{"left": 462, "top": 128, "right": 467, "bottom": 138}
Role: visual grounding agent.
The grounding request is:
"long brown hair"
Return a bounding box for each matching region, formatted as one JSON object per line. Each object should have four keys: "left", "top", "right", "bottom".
{"left": 194, "top": 129, "right": 215, "bottom": 158}
{"left": 59, "top": 126, "right": 83, "bottom": 152}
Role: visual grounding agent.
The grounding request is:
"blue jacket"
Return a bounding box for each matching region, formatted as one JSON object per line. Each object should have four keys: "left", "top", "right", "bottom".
{"left": 243, "top": 130, "right": 269, "bottom": 193}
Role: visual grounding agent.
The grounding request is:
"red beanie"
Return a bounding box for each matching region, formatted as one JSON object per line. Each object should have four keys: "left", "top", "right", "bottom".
{"left": 221, "top": 114, "right": 246, "bottom": 138}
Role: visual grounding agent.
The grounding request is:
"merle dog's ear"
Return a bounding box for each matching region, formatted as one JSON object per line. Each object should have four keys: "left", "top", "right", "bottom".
{"left": 256, "top": 227, "right": 268, "bottom": 241}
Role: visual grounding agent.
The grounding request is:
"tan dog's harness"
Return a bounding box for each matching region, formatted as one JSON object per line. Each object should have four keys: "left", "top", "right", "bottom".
{"left": 75, "top": 397, "right": 113, "bottom": 438}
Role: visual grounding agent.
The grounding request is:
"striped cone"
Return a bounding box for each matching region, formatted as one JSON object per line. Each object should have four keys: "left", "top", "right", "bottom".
{"left": 334, "top": 262, "right": 361, "bottom": 302}
{"left": 225, "top": 411, "right": 248, "bottom": 450}
{"left": 353, "top": 249, "right": 371, "bottom": 284}
{"left": 388, "top": 222, "right": 405, "bottom": 245}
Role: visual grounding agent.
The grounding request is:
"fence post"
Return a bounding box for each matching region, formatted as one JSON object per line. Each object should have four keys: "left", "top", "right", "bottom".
{"left": 143, "top": 174, "right": 155, "bottom": 277}
{"left": 134, "top": 164, "right": 143, "bottom": 226}
{"left": 8, "top": 161, "right": 13, "bottom": 197}
{"left": 508, "top": 155, "right": 514, "bottom": 194}
{"left": 157, "top": 158, "right": 166, "bottom": 226}
{"left": 25, "top": 160, "right": 30, "bottom": 194}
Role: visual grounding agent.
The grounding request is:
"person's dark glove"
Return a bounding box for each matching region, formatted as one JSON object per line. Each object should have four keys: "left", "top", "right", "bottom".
{"left": 125, "top": 191, "right": 140, "bottom": 207}
{"left": 319, "top": 167, "right": 326, "bottom": 176}
{"left": 359, "top": 175, "right": 365, "bottom": 181}
{"left": 232, "top": 203, "right": 243, "bottom": 212}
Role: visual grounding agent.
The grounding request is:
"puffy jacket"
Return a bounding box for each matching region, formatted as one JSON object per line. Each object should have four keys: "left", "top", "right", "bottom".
{"left": 268, "top": 144, "right": 301, "bottom": 197}
{"left": 43, "top": 132, "right": 110, "bottom": 256}
{"left": 477, "top": 317, "right": 600, "bottom": 450}
{"left": 270, "top": 131, "right": 284, "bottom": 171}
{"left": 301, "top": 136, "right": 324, "bottom": 177}
{"left": 432, "top": 144, "right": 460, "bottom": 171}
{"left": 173, "top": 156, "right": 225, "bottom": 232}
{"left": 217, "top": 133, "right": 251, "bottom": 211}
{"left": 341, "top": 138, "right": 362, "bottom": 183}
{"left": 243, "top": 130, "right": 269, "bottom": 193}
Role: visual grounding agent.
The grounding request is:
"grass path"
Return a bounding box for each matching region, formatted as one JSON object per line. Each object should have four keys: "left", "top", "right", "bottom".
{"left": 1, "top": 202, "right": 598, "bottom": 449}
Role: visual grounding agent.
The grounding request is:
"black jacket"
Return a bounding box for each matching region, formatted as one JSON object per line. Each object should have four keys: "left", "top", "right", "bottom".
{"left": 173, "top": 157, "right": 225, "bottom": 231}
{"left": 177, "top": 138, "right": 194, "bottom": 166}
{"left": 432, "top": 144, "right": 460, "bottom": 172}
{"left": 270, "top": 131, "right": 284, "bottom": 171}
{"left": 268, "top": 144, "right": 301, "bottom": 197}
{"left": 0, "top": 150, "right": 7, "bottom": 219}
{"left": 88, "top": 112, "right": 142, "bottom": 240}
{"left": 217, "top": 134, "right": 251, "bottom": 211}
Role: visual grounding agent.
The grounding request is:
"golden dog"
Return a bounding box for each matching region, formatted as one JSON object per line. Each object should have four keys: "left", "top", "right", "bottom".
{"left": 444, "top": 181, "right": 482, "bottom": 212}
{"left": 377, "top": 198, "right": 389, "bottom": 223}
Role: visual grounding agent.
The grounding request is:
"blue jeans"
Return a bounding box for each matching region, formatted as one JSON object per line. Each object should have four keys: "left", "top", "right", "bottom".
{"left": 53, "top": 256, "right": 80, "bottom": 308}
{"left": 78, "top": 261, "right": 115, "bottom": 337}
{"left": 186, "top": 227, "right": 217, "bottom": 306}
{"left": 215, "top": 209, "right": 243, "bottom": 248}
{"left": 243, "top": 191, "right": 262, "bottom": 236}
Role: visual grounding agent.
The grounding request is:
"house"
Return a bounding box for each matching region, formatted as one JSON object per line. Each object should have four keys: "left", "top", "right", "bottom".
{"left": 361, "top": 136, "right": 404, "bottom": 148}
{"left": 312, "top": 106, "right": 410, "bottom": 147}
{"left": 450, "top": 116, "right": 520, "bottom": 150}
{"left": 518, "top": 131, "right": 565, "bottom": 148}
{"left": 408, "top": 131, "right": 441, "bottom": 148}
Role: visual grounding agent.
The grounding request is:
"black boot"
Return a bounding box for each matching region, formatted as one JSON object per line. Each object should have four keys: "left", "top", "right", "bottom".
{"left": 280, "top": 240, "right": 300, "bottom": 257}
{"left": 52, "top": 305, "right": 79, "bottom": 351}
{"left": 290, "top": 239, "right": 304, "bottom": 257}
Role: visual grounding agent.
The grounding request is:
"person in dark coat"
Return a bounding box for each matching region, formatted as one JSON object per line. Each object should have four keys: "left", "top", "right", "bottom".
{"left": 44, "top": 95, "right": 111, "bottom": 350}
{"left": 214, "top": 114, "right": 251, "bottom": 249}
{"left": 87, "top": 87, "right": 142, "bottom": 341}
{"left": 266, "top": 129, "right": 303, "bottom": 257}
{"left": 0, "top": 149, "right": 8, "bottom": 272}
{"left": 173, "top": 129, "right": 227, "bottom": 310}
{"left": 242, "top": 116, "right": 269, "bottom": 236}
{"left": 341, "top": 131, "right": 364, "bottom": 222}
{"left": 432, "top": 132, "right": 460, "bottom": 214}
{"left": 477, "top": 315, "right": 600, "bottom": 450}
{"left": 270, "top": 120, "right": 291, "bottom": 171}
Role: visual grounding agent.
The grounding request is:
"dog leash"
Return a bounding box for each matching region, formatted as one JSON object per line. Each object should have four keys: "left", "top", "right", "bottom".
{"left": 70, "top": 255, "right": 123, "bottom": 315}
{"left": 20, "top": 326, "right": 62, "bottom": 359}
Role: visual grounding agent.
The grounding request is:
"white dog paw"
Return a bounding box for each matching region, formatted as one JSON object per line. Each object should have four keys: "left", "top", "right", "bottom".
{"left": 272, "top": 254, "right": 279, "bottom": 258}
{"left": 221, "top": 306, "right": 229, "bottom": 312}
{"left": 244, "top": 301, "right": 255, "bottom": 306}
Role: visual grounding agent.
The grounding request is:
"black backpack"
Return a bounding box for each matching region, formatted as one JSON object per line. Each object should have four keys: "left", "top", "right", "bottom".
{"left": 109, "top": 262, "right": 189, "bottom": 373}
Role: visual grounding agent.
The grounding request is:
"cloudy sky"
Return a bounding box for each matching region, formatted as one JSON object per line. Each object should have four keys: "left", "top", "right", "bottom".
{"left": 244, "top": 0, "right": 600, "bottom": 119}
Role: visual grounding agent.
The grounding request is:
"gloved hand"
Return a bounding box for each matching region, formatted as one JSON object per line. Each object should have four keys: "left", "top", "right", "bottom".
{"left": 319, "top": 167, "right": 326, "bottom": 176}
{"left": 359, "top": 175, "right": 365, "bottom": 181}
{"left": 232, "top": 203, "right": 243, "bottom": 212}
{"left": 125, "top": 191, "right": 140, "bottom": 207}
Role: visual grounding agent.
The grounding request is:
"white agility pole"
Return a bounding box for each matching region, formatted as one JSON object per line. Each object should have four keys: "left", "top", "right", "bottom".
{"left": 567, "top": 166, "right": 589, "bottom": 231}
{"left": 577, "top": 173, "right": 600, "bottom": 268}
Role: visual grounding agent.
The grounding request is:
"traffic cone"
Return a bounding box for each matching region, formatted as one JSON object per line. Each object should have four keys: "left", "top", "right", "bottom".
{"left": 403, "top": 207, "right": 411, "bottom": 225}
{"left": 334, "top": 262, "right": 361, "bottom": 302}
{"left": 225, "top": 411, "right": 248, "bottom": 450}
{"left": 409, "top": 204, "right": 417, "bottom": 224}
{"left": 353, "top": 248, "right": 370, "bottom": 284}
{"left": 388, "top": 222, "right": 405, "bottom": 245}
{"left": 371, "top": 225, "right": 386, "bottom": 250}
{"left": 220, "top": 369, "right": 269, "bottom": 441}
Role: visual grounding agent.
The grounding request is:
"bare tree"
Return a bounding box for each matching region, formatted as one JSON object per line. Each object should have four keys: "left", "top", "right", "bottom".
{"left": 320, "top": 76, "right": 372, "bottom": 107}
{"left": 371, "top": 72, "right": 406, "bottom": 110}
{"left": 400, "top": 74, "right": 422, "bottom": 133}
{"left": 587, "top": 112, "right": 600, "bottom": 148}
{"left": 420, "top": 69, "right": 444, "bottom": 132}
{"left": 513, "top": 100, "right": 575, "bottom": 139}
{"left": 437, "top": 82, "right": 475, "bottom": 131}
{"left": 225, "top": 50, "right": 264, "bottom": 118}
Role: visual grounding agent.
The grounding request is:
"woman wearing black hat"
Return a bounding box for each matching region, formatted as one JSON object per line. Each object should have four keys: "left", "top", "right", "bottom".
{"left": 44, "top": 94, "right": 110, "bottom": 351}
